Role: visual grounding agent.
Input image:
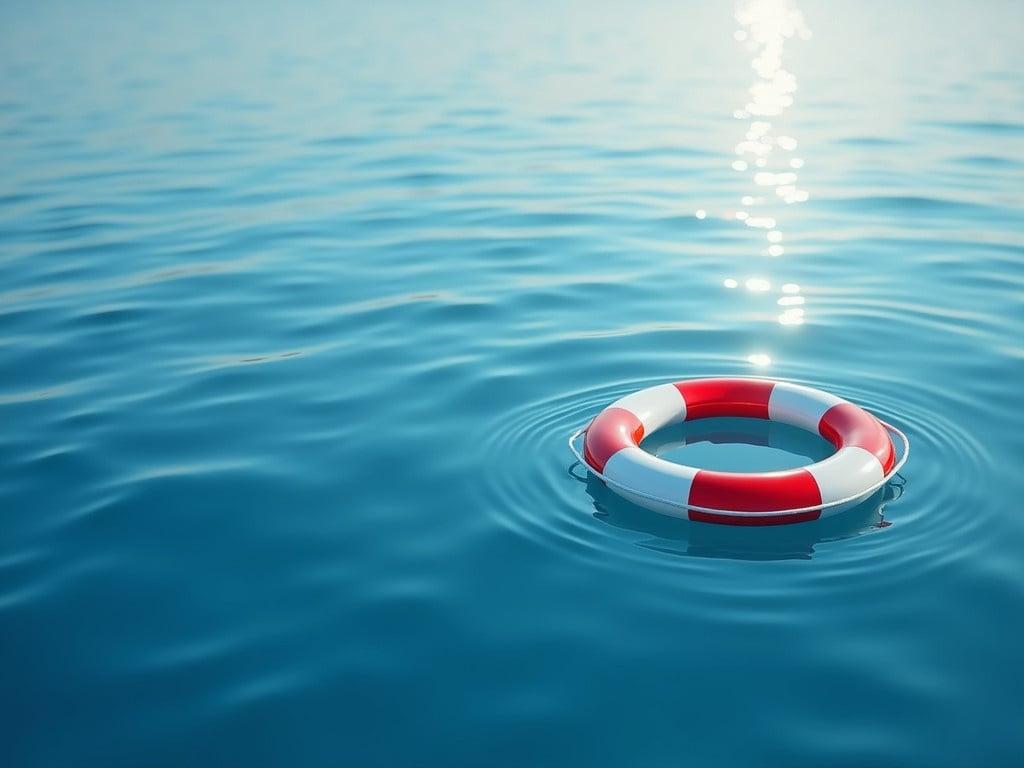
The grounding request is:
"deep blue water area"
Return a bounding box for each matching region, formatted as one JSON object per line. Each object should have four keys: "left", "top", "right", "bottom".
{"left": 3, "top": 1, "right": 1024, "bottom": 765}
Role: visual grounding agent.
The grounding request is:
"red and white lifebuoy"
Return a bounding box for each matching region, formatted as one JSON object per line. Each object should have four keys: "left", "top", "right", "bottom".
{"left": 569, "top": 378, "right": 908, "bottom": 525}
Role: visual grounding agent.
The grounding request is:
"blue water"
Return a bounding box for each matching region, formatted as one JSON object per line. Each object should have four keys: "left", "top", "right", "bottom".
{"left": 3, "top": 0, "right": 1024, "bottom": 765}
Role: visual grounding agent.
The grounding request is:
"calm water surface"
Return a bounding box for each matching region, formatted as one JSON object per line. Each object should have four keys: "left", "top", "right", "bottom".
{"left": 3, "top": 1, "right": 1024, "bottom": 765}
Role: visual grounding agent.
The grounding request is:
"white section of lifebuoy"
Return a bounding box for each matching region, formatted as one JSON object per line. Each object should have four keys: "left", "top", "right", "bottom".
{"left": 610, "top": 383, "right": 686, "bottom": 435}
{"left": 805, "top": 446, "right": 885, "bottom": 508}
{"left": 603, "top": 446, "right": 697, "bottom": 517}
{"left": 767, "top": 381, "right": 843, "bottom": 432}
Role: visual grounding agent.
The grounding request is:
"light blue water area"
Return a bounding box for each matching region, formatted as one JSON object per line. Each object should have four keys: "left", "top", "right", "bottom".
{"left": 643, "top": 417, "right": 835, "bottom": 471}
{"left": 2, "top": 0, "right": 1024, "bottom": 765}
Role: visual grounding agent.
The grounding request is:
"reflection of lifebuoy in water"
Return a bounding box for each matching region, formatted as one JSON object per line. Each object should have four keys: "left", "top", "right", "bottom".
{"left": 569, "top": 378, "right": 908, "bottom": 526}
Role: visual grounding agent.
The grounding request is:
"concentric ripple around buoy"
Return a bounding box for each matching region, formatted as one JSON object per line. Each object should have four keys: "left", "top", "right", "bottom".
{"left": 472, "top": 368, "right": 993, "bottom": 583}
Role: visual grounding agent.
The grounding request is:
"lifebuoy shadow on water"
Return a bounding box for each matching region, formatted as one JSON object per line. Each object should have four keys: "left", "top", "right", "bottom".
{"left": 570, "top": 415, "right": 905, "bottom": 561}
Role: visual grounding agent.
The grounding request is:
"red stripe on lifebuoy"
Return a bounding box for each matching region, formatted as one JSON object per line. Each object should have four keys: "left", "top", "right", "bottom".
{"left": 688, "top": 508, "right": 821, "bottom": 526}
{"left": 688, "top": 468, "right": 822, "bottom": 513}
{"left": 583, "top": 407, "right": 644, "bottom": 473}
{"left": 675, "top": 378, "right": 775, "bottom": 420}
{"left": 818, "top": 403, "right": 895, "bottom": 473}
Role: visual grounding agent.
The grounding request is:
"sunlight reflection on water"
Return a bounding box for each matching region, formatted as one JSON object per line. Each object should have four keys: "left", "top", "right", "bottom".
{"left": 711, "top": 0, "right": 813, "bottom": 358}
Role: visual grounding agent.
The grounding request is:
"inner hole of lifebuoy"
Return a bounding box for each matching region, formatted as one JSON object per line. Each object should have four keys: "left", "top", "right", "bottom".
{"left": 641, "top": 417, "right": 833, "bottom": 472}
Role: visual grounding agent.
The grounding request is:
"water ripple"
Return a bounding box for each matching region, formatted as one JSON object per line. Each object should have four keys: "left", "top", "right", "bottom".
{"left": 472, "top": 366, "right": 993, "bottom": 582}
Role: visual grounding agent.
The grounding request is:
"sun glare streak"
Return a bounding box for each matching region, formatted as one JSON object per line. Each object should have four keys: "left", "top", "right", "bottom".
{"left": 727, "top": 0, "right": 811, "bottom": 341}
{"left": 710, "top": 2, "right": 812, "bottom": 361}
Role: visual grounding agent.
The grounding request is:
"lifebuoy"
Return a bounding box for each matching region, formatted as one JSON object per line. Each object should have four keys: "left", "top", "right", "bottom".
{"left": 570, "top": 378, "right": 907, "bottom": 525}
